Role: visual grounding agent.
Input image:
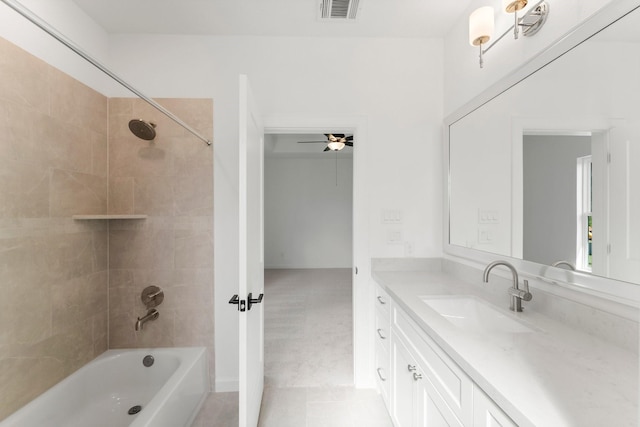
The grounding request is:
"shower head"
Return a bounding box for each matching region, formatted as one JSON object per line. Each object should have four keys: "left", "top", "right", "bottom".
{"left": 128, "top": 119, "right": 157, "bottom": 141}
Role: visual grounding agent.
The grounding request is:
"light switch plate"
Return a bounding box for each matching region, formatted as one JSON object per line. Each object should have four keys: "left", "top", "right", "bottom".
{"left": 382, "top": 209, "right": 403, "bottom": 224}
{"left": 478, "top": 209, "right": 499, "bottom": 224}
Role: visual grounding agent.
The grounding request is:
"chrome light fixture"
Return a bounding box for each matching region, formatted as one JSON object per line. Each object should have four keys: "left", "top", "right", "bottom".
{"left": 469, "top": 0, "right": 549, "bottom": 68}
{"left": 469, "top": 6, "right": 494, "bottom": 68}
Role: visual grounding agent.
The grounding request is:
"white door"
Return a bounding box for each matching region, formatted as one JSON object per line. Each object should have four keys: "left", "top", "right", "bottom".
{"left": 238, "top": 74, "right": 265, "bottom": 427}
{"left": 607, "top": 125, "right": 640, "bottom": 283}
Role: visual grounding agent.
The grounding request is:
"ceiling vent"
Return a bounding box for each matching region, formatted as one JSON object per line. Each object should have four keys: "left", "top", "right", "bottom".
{"left": 320, "top": 0, "right": 361, "bottom": 20}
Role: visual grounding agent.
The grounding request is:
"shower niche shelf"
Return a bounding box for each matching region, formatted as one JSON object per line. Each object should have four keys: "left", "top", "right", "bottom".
{"left": 72, "top": 214, "right": 148, "bottom": 220}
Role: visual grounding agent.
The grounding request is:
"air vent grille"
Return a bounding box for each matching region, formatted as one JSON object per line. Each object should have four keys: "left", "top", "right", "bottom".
{"left": 321, "top": 0, "right": 360, "bottom": 20}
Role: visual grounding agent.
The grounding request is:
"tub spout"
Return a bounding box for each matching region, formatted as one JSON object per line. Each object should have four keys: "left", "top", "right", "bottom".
{"left": 135, "top": 309, "right": 159, "bottom": 331}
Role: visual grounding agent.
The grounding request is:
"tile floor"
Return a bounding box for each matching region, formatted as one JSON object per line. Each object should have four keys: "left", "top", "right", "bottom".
{"left": 192, "top": 392, "right": 239, "bottom": 427}
{"left": 192, "top": 268, "right": 392, "bottom": 427}
{"left": 258, "top": 268, "right": 392, "bottom": 427}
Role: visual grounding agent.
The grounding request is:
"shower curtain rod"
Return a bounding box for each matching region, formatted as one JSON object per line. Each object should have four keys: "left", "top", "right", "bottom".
{"left": 1, "top": 0, "right": 212, "bottom": 146}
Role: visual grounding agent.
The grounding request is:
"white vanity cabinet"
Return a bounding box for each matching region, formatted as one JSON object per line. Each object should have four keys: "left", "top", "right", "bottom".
{"left": 375, "top": 285, "right": 516, "bottom": 427}
{"left": 473, "top": 387, "right": 517, "bottom": 427}
{"left": 390, "top": 330, "right": 464, "bottom": 427}
{"left": 375, "top": 284, "right": 392, "bottom": 407}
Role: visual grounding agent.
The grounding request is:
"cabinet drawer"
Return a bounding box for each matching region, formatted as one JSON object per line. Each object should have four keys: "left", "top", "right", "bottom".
{"left": 375, "top": 306, "right": 390, "bottom": 352}
{"left": 375, "top": 284, "right": 391, "bottom": 317}
{"left": 393, "top": 306, "right": 473, "bottom": 426}
{"left": 375, "top": 340, "right": 390, "bottom": 408}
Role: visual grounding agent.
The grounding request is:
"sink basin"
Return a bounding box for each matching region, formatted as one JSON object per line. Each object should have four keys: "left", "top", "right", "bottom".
{"left": 420, "top": 296, "right": 534, "bottom": 334}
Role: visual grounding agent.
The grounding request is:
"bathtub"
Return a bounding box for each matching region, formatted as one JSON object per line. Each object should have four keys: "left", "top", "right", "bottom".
{"left": 0, "top": 347, "right": 209, "bottom": 427}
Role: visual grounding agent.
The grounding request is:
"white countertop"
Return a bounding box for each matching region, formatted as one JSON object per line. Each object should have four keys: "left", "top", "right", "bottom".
{"left": 373, "top": 270, "right": 638, "bottom": 427}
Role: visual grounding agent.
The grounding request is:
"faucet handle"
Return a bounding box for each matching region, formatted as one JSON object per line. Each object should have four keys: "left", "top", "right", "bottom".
{"left": 510, "top": 279, "right": 533, "bottom": 302}
{"left": 141, "top": 286, "right": 164, "bottom": 308}
{"left": 521, "top": 280, "right": 533, "bottom": 301}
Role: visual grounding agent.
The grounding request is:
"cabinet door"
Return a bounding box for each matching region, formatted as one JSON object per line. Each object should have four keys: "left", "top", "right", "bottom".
{"left": 391, "top": 333, "right": 417, "bottom": 427}
{"left": 417, "top": 378, "right": 464, "bottom": 427}
{"left": 473, "top": 388, "right": 517, "bottom": 427}
{"left": 375, "top": 340, "right": 390, "bottom": 408}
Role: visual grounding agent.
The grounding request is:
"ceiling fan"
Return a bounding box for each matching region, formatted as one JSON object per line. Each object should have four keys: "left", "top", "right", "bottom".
{"left": 297, "top": 133, "right": 354, "bottom": 151}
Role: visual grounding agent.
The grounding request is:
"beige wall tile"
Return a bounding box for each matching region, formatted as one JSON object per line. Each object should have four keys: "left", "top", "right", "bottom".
{"left": 0, "top": 38, "right": 50, "bottom": 115}
{"left": 174, "top": 167, "right": 214, "bottom": 217}
{"left": 49, "top": 67, "right": 107, "bottom": 136}
{"left": 175, "top": 229, "right": 214, "bottom": 269}
{"left": 0, "top": 37, "right": 110, "bottom": 420}
{"left": 108, "top": 177, "right": 134, "bottom": 214}
{"left": 109, "top": 228, "right": 175, "bottom": 269}
{"left": 134, "top": 175, "right": 175, "bottom": 215}
{"left": 91, "top": 131, "right": 108, "bottom": 178}
{"left": 0, "top": 357, "right": 64, "bottom": 420}
{"left": 0, "top": 158, "right": 50, "bottom": 219}
{"left": 50, "top": 169, "right": 107, "bottom": 217}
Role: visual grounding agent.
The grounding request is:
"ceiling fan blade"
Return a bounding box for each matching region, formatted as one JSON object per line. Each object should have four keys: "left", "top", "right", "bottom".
{"left": 297, "top": 141, "right": 329, "bottom": 143}
{"left": 323, "top": 146, "right": 331, "bottom": 152}
{"left": 345, "top": 141, "right": 353, "bottom": 146}
{"left": 346, "top": 135, "right": 354, "bottom": 141}
{"left": 332, "top": 133, "right": 345, "bottom": 138}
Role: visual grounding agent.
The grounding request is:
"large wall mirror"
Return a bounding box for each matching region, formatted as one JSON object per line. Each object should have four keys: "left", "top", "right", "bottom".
{"left": 447, "top": 1, "right": 640, "bottom": 292}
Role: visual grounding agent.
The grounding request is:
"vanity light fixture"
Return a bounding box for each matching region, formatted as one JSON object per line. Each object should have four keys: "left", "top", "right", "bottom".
{"left": 469, "top": 0, "right": 549, "bottom": 68}
{"left": 469, "top": 6, "right": 494, "bottom": 68}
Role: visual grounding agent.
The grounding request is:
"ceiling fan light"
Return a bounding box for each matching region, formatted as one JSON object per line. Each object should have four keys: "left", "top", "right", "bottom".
{"left": 327, "top": 141, "right": 346, "bottom": 151}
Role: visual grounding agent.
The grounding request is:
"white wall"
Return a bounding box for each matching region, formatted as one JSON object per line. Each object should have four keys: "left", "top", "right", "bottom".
{"left": 443, "top": 0, "right": 617, "bottom": 116}
{"left": 264, "top": 155, "right": 353, "bottom": 269}
{"left": 101, "top": 34, "right": 443, "bottom": 389}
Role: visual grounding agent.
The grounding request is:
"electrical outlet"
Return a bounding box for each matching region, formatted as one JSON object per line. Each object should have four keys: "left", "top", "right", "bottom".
{"left": 478, "top": 228, "right": 495, "bottom": 243}
{"left": 387, "top": 230, "right": 402, "bottom": 244}
{"left": 478, "top": 209, "right": 499, "bottom": 224}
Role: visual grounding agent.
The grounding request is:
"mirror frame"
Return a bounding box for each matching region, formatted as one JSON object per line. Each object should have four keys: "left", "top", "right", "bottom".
{"left": 443, "top": 0, "right": 640, "bottom": 308}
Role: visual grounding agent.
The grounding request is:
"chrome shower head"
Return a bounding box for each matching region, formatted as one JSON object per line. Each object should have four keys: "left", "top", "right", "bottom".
{"left": 128, "top": 119, "right": 157, "bottom": 141}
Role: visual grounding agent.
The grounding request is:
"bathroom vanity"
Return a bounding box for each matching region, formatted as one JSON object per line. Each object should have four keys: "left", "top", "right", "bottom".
{"left": 372, "top": 264, "right": 637, "bottom": 426}
{"left": 392, "top": 1, "right": 640, "bottom": 424}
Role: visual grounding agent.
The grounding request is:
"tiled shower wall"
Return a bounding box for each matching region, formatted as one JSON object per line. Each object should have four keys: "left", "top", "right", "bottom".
{"left": 0, "top": 37, "right": 109, "bottom": 419}
{"left": 106, "top": 98, "right": 215, "bottom": 386}
{"left": 0, "top": 35, "right": 215, "bottom": 421}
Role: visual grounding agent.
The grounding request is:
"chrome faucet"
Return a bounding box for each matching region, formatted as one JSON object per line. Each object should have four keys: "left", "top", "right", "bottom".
{"left": 135, "top": 308, "right": 159, "bottom": 331}
{"left": 483, "top": 261, "right": 532, "bottom": 312}
{"left": 551, "top": 260, "right": 576, "bottom": 271}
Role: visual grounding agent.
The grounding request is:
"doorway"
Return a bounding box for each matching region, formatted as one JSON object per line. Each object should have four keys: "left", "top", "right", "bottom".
{"left": 263, "top": 132, "right": 355, "bottom": 386}
{"left": 262, "top": 116, "right": 372, "bottom": 389}
{"left": 258, "top": 131, "right": 388, "bottom": 425}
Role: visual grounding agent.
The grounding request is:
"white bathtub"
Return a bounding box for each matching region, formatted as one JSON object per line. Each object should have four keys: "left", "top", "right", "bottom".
{"left": 0, "top": 347, "right": 209, "bottom": 427}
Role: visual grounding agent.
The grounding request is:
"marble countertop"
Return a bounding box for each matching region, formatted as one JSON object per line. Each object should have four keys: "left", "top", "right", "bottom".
{"left": 373, "top": 269, "right": 638, "bottom": 427}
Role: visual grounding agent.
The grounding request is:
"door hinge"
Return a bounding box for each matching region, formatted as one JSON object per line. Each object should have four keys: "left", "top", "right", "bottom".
{"left": 355, "top": 266, "right": 358, "bottom": 275}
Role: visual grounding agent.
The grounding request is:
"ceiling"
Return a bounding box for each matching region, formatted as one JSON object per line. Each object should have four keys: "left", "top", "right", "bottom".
{"left": 71, "top": 0, "right": 473, "bottom": 38}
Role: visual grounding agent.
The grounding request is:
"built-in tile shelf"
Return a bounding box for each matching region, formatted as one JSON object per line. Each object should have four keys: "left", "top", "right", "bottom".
{"left": 72, "top": 215, "right": 148, "bottom": 220}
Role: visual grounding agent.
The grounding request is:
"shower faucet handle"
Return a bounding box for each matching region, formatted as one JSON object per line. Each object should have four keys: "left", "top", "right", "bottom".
{"left": 141, "top": 286, "right": 164, "bottom": 308}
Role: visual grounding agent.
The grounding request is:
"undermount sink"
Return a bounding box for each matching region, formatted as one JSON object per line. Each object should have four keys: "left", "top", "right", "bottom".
{"left": 420, "top": 296, "right": 534, "bottom": 334}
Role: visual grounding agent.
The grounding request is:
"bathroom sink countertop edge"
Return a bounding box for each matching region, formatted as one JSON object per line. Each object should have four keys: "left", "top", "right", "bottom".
{"left": 373, "top": 269, "right": 638, "bottom": 427}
